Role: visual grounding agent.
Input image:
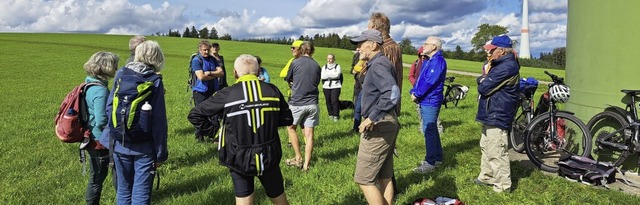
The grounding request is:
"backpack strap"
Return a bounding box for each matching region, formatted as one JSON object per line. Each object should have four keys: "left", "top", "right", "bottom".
{"left": 79, "top": 82, "right": 105, "bottom": 176}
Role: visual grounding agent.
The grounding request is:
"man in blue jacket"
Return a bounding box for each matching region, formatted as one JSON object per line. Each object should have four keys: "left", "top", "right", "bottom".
{"left": 410, "top": 36, "right": 447, "bottom": 173}
{"left": 474, "top": 35, "right": 520, "bottom": 193}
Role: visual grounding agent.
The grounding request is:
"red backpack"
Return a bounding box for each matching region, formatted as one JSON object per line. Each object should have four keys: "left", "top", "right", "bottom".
{"left": 54, "top": 82, "right": 101, "bottom": 143}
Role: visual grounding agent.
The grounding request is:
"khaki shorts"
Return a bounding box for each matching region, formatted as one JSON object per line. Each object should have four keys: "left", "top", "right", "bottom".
{"left": 354, "top": 113, "right": 399, "bottom": 185}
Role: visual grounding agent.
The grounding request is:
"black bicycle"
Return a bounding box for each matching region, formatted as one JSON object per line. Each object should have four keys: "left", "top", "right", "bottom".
{"left": 587, "top": 89, "right": 640, "bottom": 168}
{"left": 523, "top": 71, "right": 592, "bottom": 172}
{"left": 509, "top": 77, "right": 539, "bottom": 153}
{"left": 442, "top": 76, "right": 468, "bottom": 108}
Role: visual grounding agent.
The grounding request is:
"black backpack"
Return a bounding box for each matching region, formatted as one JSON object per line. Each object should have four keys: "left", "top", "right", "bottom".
{"left": 109, "top": 68, "right": 161, "bottom": 144}
{"left": 187, "top": 53, "right": 203, "bottom": 105}
{"left": 557, "top": 155, "right": 617, "bottom": 187}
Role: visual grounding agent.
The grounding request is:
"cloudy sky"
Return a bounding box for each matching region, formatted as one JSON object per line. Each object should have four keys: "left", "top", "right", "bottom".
{"left": 1, "top": 0, "right": 567, "bottom": 57}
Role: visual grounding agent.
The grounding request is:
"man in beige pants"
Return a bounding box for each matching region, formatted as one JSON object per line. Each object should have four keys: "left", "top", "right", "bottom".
{"left": 474, "top": 35, "right": 520, "bottom": 193}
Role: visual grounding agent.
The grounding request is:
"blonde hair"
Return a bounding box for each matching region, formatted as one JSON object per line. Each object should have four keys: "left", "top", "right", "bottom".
{"left": 234, "top": 54, "right": 259, "bottom": 77}
{"left": 84, "top": 51, "right": 119, "bottom": 82}
{"left": 134, "top": 40, "right": 165, "bottom": 72}
{"left": 368, "top": 12, "right": 391, "bottom": 38}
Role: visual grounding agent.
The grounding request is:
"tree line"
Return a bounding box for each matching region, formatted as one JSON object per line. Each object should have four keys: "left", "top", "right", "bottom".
{"left": 152, "top": 24, "right": 565, "bottom": 69}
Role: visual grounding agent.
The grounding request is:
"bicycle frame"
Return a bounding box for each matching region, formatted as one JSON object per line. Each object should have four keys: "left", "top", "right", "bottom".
{"left": 597, "top": 92, "right": 640, "bottom": 152}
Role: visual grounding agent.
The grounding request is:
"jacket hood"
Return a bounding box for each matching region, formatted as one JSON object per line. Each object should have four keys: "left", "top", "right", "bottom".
{"left": 125, "top": 62, "right": 155, "bottom": 75}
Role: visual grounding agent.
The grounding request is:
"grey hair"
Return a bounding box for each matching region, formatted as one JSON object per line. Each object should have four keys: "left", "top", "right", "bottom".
{"left": 134, "top": 40, "right": 165, "bottom": 72}
{"left": 426, "top": 36, "right": 443, "bottom": 51}
{"left": 234, "top": 54, "right": 259, "bottom": 77}
{"left": 84, "top": 51, "right": 119, "bottom": 82}
{"left": 128, "top": 35, "right": 146, "bottom": 52}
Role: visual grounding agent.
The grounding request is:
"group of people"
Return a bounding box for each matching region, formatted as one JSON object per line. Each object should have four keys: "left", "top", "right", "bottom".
{"left": 76, "top": 11, "right": 522, "bottom": 205}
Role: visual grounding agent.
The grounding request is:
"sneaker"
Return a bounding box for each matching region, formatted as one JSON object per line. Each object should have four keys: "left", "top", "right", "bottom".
{"left": 413, "top": 161, "right": 436, "bottom": 173}
{"left": 435, "top": 161, "right": 443, "bottom": 166}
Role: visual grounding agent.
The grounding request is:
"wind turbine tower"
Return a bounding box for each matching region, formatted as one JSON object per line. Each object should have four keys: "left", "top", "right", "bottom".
{"left": 520, "top": 0, "right": 531, "bottom": 59}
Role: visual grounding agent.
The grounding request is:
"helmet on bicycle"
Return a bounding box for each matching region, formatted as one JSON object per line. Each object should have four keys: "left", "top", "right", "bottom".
{"left": 549, "top": 84, "right": 570, "bottom": 103}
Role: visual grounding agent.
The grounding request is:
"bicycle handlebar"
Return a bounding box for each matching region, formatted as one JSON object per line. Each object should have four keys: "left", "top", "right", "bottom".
{"left": 544, "top": 70, "right": 564, "bottom": 85}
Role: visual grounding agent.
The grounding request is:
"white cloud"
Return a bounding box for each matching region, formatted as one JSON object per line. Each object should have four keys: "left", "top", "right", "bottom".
{"left": 529, "top": 0, "right": 567, "bottom": 11}
{"left": 0, "top": 0, "right": 567, "bottom": 56}
{"left": 294, "top": 0, "right": 371, "bottom": 28}
{"left": 211, "top": 9, "right": 297, "bottom": 39}
{"left": 530, "top": 12, "right": 567, "bottom": 23}
{"left": 0, "top": 0, "right": 186, "bottom": 34}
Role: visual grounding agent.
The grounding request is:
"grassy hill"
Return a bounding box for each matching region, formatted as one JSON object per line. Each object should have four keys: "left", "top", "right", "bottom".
{"left": 0, "top": 33, "right": 636, "bottom": 204}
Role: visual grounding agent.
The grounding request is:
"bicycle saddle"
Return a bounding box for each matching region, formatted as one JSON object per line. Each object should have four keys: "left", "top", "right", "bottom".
{"left": 621, "top": 89, "right": 640, "bottom": 96}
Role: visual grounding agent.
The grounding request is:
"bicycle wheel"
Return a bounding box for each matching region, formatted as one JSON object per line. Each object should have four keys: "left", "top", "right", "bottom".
{"left": 443, "top": 87, "right": 452, "bottom": 108}
{"left": 524, "top": 111, "right": 592, "bottom": 172}
{"left": 510, "top": 106, "right": 531, "bottom": 153}
{"left": 586, "top": 110, "right": 630, "bottom": 167}
{"left": 444, "top": 87, "right": 459, "bottom": 108}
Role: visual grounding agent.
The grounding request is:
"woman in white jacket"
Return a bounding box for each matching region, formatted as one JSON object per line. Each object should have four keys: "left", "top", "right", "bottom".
{"left": 321, "top": 54, "right": 342, "bottom": 122}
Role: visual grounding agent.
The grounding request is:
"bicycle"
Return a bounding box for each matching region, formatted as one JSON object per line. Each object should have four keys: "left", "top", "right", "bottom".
{"left": 442, "top": 76, "right": 468, "bottom": 108}
{"left": 587, "top": 89, "right": 640, "bottom": 168}
{"left": 523, "top": 71, "right": 592, "bottom": 172}
{"left": 509, "top": 77, "right": 539, "bottom": 153}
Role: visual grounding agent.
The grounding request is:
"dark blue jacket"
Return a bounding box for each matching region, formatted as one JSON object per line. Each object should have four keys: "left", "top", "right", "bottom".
{"left": 475, "top": 54, "right": 520, "bottom": 130}
{"left": 409, "top": 50, "right": 446, "bottom": 107}
{"left": 361, "top": 52, "right": 399, "bottom": 122}
{"left": 100, "top": 62, "right": 168, "bottom": 163}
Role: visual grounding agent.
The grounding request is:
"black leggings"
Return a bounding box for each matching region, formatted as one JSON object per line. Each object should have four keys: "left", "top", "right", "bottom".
{"left": 323, "top": 88, "right": 341, "bottom": 117}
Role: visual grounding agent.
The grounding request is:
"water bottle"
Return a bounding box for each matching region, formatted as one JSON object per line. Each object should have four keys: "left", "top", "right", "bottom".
{"left": 142, "top": 101, "right": 152, "bottom": 112}
{"left": 140, "top": 101, "right": 152, "bottom": 132}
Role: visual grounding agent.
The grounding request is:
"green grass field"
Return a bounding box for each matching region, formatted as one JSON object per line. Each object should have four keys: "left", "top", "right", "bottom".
{"left": 0, "top": 33, "right": 638, "bottom": 204}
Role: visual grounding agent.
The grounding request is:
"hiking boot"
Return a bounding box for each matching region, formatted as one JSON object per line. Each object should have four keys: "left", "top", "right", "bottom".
{"left": 413, "top": 161, "right": 436, "bottom": 173}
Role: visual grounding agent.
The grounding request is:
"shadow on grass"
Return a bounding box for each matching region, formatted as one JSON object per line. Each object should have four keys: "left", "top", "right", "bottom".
{"left": 396, "top": 138, "right": 476, "bottom": 196}
{"left": 171, "top": 147, "right": 217, "bottom": 168}
{"left": 337, "top": 192, "right": 367, "bottom": 205}
{"left": 314, "top": 129, "right": 359, "bottom": 161}
{"left": 154, "top": 174, "right": 233, "bottom": 203}
{"left": 441, "top": 119, "right": 463, "bottom": 130}
{"left": 175, "top": 125, "right": 196, "bottom": 136}
{"left": 508, "top": 154, "right": 537, "bottom": 191}
{"left": 404, "top": 175, "right": 462, "bottom": 201}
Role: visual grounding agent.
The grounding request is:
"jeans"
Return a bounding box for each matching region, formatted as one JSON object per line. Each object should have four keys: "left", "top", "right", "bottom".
{"left": 352, "top": 92, "right": 362, "bottom": 131}
{"left": 85, "top": 148, "right": 110, "bottom": 205}
{"left": 114, "top": 153, "right": 156, "bottom": 205}
{"left": 420, "top": 105, "right": 443, "bottom": 165}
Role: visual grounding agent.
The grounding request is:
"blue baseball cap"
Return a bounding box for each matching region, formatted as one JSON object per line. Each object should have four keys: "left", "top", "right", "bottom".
{"left": 483, "top": 35, "right": 512, "bottom": 50}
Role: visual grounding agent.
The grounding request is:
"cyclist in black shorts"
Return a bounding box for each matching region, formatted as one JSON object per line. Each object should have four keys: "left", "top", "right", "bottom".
{"left": 189, "top": 54, "right": 293, "bottom": 204}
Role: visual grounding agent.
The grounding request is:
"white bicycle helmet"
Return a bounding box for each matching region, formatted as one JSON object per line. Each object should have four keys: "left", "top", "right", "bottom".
{"left": 550, "top": 84, "right": 571, "bottom": 103}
